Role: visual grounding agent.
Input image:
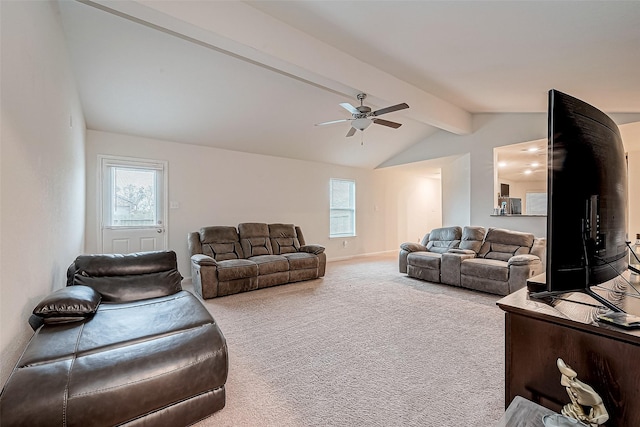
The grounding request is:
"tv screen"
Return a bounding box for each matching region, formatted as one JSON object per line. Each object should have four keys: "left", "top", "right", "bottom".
{"left": 542, "top": 90, "right": 628, "bottom": 300}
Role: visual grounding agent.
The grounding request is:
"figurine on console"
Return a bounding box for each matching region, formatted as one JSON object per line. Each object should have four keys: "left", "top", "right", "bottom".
{"left": 557, "top": 358, "right": 609, "bottom": 427}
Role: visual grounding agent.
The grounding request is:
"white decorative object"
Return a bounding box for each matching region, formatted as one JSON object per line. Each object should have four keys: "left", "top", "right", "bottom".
{"left": 557, "top": 358, "right": 609, "bottom": 427}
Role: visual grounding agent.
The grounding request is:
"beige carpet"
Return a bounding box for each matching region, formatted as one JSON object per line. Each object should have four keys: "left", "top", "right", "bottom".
{"left": 191, "top": 253, "right": 505, "bottom": 426}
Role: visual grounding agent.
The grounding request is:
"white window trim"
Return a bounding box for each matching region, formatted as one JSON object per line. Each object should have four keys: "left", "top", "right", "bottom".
{"left": 97, "top": 155, "right": 168, "bottom": 251}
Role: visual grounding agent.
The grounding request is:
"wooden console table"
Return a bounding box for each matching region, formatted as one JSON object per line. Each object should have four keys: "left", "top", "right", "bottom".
{"left": 497, "top": 276, "right": 640, "bottom": 427}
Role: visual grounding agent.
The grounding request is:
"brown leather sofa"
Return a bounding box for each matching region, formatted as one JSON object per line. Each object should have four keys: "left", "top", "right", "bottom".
{"left": 400, "top": 226, "right": 545, "bottom": 296}
{"left": 0, "top": 251, "right": 228, "bottom": 426}
{"left": 188, "top": 223, "right": 326, "bottom": 298}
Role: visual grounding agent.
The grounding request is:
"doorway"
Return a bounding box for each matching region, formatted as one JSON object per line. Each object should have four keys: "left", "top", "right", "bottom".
{"left": 98, "top": 155, "right": 168, "bottom": 253}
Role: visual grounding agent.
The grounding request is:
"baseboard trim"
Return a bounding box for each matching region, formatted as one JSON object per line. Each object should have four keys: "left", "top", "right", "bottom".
{"left": 327, "top": 250, "right": 397, "bottom": 263}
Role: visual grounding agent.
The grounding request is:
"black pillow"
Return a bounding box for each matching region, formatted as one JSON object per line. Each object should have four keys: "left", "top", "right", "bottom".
{"left": 33, "top": 285, "right": 101, "bottom": 324}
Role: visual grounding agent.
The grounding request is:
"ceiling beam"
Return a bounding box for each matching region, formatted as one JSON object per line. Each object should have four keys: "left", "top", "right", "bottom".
{"left": 85, "top": 0, "right": 472, "bottom": 134}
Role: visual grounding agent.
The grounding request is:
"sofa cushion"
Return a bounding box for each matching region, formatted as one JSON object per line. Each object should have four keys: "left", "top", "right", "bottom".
{"left": 69, "top": 251, "right": 183, "bottom": 303}
{"left": 425, "top": 226, "right": 462, "bottom": 253}
{"left": 216, "top": 259, "right": 258, "bottom": 282}
{"left": 407, "top": 252, "right": 442, "bottom": 269}
{"left": 71, "top": 251, "right": 177, "bottom": 277}
{"left": 249, "top": 255, "right": 289, "bottom": 275}
{"left": 73, "top": 270, "right": 183, "bottom": 303}
{"left": 478, "top": 228, "right": 535, "bottom": 261}
{"left": 243, "top": 237, "right": 272, "bottom": 256}
{"left": 33, "top": 285, "right": 101, "bottom": 324}
{"left": 199, "top": 226, "right": 244, "bottom": 260}
{"left": 203, "top": 243, "right": 243, "bottom": 261}
{"left": 239, "top": 223, "right": 274, "bottom": 257}
{"left": 200, "top": 226, "right": 239, "bottom": 245}
{"left": 269, "top": 223, "right": 301, "bottom": 254}
{"left": 459, "top": 226, "right": 486, "bottom": 253}
{"left": 461, "top": 258, "right": 509, "bottom": 282}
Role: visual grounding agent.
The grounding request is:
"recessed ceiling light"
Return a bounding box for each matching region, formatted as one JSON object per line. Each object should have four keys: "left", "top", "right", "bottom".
{"left": 531, "top": 162, "right": 539, "bottom": 167}
{"left": 527, "top": 147, "right": 539, "bottom": 152}
{"left": 524, "top": 169, "right": 532, "bottom": 175}
{"left": 498, "top": 161, "right": 507, "bottom": 167}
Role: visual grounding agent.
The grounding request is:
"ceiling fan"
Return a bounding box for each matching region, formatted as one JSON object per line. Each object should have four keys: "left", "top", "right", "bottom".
{"left": 315, "top": 93, "right": 409, "bottom": 137}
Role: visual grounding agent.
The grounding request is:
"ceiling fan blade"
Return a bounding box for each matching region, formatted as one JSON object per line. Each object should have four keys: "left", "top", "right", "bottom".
{"left": 346, "top": 127, "right": 357, "bottom": 137}
{"left": 372, "top": 103, "right": 409, "bottom": 116}
{"left": 373, "top": 118, "right": 402, "bottom": 129}
{"left": 340, "top": 103, "right": 359, "bottom": 115}
{"left": 315, "top": 119, "right": 350, "bottom": 126}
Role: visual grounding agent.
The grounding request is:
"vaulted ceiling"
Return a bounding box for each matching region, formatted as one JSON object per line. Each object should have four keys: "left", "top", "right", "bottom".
{"left": 59, "top": 0, "right": 640, "bottom": 169}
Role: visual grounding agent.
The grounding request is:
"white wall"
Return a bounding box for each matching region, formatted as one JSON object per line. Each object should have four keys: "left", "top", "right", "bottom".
{"left": 85, "top": 130, "right": 440, "bottom": 275}
{"left": 441, "top": 154, "right": 471, "bottom": 227}
{"left": 376, "top": 168, "right": 442, "bottom": 244}
{"left": 0, "top": 1, "right": 86, "bottom": 386}
{"left": 382, "top": 114, "right": 550, "bottom": 237}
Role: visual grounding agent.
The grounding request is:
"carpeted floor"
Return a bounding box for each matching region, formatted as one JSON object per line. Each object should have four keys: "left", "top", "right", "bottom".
{"left": 191, "top": 253, "right": 505, "bottom": 426}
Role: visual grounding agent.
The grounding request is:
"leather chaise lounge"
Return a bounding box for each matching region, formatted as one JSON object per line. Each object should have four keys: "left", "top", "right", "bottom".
{"left": 189, "top": 222, "right": 326, "bottom": 299}
{"left": 0, "top": 250, "right": 228, "bottom": 426}
{"left": 400, "top": 226, "right": 545, "bottom": 296}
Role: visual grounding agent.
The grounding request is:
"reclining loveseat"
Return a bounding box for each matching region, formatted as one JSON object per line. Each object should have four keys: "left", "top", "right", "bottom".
{"left": 0, "top": 251, "right": 228, "bottom": 426}
{"left": 400, "top": 226, "right": 545, "bottom": 295}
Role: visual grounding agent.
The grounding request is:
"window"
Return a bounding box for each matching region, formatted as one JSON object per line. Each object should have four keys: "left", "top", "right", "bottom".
{"left": 101, "top": 156, "right": 165, "bottom": 228}
{"left": 330, "top": 179, "right": 355, "bottom": 237}
{"left": 109, "top": 167, "right": 158, "bottom": 226}
{"left": 526, "top": 192, "right": 547, "bottom": 216}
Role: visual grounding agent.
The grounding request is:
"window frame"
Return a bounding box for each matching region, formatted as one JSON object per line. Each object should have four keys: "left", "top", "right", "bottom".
{"left": 329, "top": 178, "right": 356, "bottom": 238}
{"left": 525, "top": 191, "right": 547, "bottom": 216}
{"left": 101, "top": 157, "right": 165, "bottom": 229}
{"left": 97, "top": 155, "right": 168, "bottom": 252}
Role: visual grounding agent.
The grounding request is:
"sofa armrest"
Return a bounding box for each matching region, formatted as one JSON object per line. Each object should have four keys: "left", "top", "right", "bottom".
{"left": 399, "top": 249, "right": 408, "bottom": 274}
{"left": 447, "top": 248, "right": 476, "bottom": 255}
{"left": 508, "top": 254, "right": 543, "bottom": 293}
{"left": 399, "top": 242, "right": 428, "bottom": 273}
{"left": 191, "top": 254, "right": 217, "bottom": 266}
{"left": 190, "top": 255, "right": 219, "bottom": 299}
{"left": 400, "top": 242, "right": 427, "bottom": 252}
{"left": 441, "top": 251, "right": 477, "bottom": 286}
{"left": 508, "top": 254, "right": 540, "bottom": 267}
{"left": 299, "top": 244, "right": 325, "bottom": 255}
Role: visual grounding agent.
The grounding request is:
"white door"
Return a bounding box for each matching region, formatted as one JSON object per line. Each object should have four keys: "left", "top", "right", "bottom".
{"left": 99, "top": 156, "right": 168, "bottom": 254}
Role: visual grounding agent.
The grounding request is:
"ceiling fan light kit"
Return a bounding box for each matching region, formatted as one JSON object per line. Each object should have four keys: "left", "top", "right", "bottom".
{"left": 315, "top": 93, "right": 409, "bottom": 137}
{"left": 352, "top": 117, "right": 372, "bottom": 131}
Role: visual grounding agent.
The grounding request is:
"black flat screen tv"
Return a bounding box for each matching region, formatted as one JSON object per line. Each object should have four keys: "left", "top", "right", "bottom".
{"left": 529, "top": 90, "right": 628, "bottom": 312}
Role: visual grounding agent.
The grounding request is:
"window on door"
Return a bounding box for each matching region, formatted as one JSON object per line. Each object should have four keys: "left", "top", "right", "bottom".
{"left": 102, "top": 160, "right": 164, "bottom": 228}
{"left": 108, "top": 167, "right": 158, "bottom": 227}
{"left": 330, "top": 178, "right": 356, "bottom": 237}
